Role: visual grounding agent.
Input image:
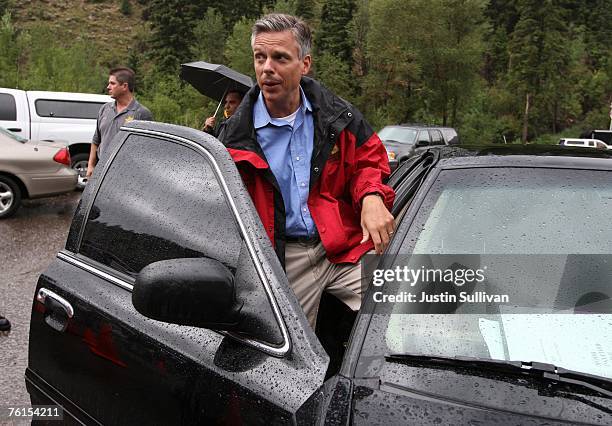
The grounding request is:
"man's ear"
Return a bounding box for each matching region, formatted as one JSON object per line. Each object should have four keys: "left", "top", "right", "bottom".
{"left": 302, "top": 55, "right": 312, "bottom": 75}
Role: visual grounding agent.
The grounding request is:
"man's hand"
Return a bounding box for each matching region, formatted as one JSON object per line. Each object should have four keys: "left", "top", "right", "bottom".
{"left": 203, "top": 116, "right": 216, "bottom": 130}
{"left": 86, "top": 144, "right": 97, "bottom": 178}
{"left": 360, "top": 194, "right": 395, "bottom": 254}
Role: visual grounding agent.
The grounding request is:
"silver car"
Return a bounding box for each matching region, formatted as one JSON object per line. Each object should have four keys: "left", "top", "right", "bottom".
{"left": 0, "top": 127, "right": 77, "bottom": 218}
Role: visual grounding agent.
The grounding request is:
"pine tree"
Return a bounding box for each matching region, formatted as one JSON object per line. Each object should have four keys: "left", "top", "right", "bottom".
{"left": 0, "top": 0, "right": 12, "bottom": 16}
{"left": 295, "top": 0, "right": 315, "bottom": 21}
{"left": 190, "top": 8, "right": 227, "bottom": 64}
{"left": 147, "top": 0, "right": 206, "bottom": 73}
{"left": 315, "top": 0, "right": 354, "bottom": 63}
{"left": 120, "top": 0, "right": 132, "bottom": 16}
{"left": 314, "top": 0, "right": 355, "bottom": 99}
{"left": 508, "top": 0, "right": 570, "bottom": 141}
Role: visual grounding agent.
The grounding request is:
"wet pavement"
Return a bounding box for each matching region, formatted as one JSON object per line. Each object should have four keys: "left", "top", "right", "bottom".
{"left": 0, "top": 191, "right": 81, "bottom": 407}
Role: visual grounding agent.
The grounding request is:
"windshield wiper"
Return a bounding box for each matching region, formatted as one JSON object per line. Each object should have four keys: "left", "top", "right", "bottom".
{"left": 385, "top": 353, "right": 612, "bottom": 399}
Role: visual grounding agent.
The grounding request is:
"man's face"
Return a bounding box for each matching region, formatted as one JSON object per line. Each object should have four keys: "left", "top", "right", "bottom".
{"left": 224, "top": 92, "right": 242, "bottom": 117}
{"left": 107, "top": 75, "right": 128, "bottom": 99}
{"left": 253, "top": 30, "right": 311, "bottom": 110}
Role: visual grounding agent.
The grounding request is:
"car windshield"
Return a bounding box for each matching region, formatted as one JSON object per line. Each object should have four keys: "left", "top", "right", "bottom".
{"left": 367, "top": 167, "right": 612, "bottom": 380}
{"left": 0, "top": 126, "right": 27, "bottom": 143}
{"left": 378, "top": 127, "right": 418, "bottom": 144}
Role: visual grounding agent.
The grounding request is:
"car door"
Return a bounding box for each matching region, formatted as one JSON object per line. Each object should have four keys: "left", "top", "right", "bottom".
{"left": 0, "top": 89, "right": 29, "bottom": 138}
{"left": 30, "top": 98, "right": 105, "bottom": 143}
{"left": 414, "top": 129, "right": 431, "bottom": 154}
{"left": 428, "top": 129, "right": 444, "bottom": 146}
{"left": 26, "top": 122, "right": 329, "bottom": 425}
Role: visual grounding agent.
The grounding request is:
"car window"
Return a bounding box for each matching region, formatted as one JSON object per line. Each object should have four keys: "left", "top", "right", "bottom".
{"left": 440, "top": 128, "right": 458, "bottom": 144}
{"left": 588, "top": 141, "right": 595, "bottom": 147}
{"left": 77, "top": 132, "right": 286, "bottom": 348}
{"left": 416, "top": 130, "right": 430, "bottom": 145}
{"left": 0, "top": 94, "right": 17, "bottom": 121}
{"left": 35, "top": 100, "right": 105, "bottom": 119}
{"left": 363, "top": 167, "right": 612, "bottom": 382}
{"left": 378, "top": 127, "right": 418, "bottom": 144}
{"left": 404, "top": 168, "right": 612, "bottom": 254}
{"left": 429, "top": 130, "right": 444, "bottom": 145}
{"left": 596, "top": 141, "right": 607, "bottom": 149}
{"left": 80, "top": 134, "right": 241, "bottom": 276}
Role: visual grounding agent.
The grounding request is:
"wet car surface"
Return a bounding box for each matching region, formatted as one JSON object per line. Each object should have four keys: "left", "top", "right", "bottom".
{"left": 0, "top": 191, "right": 80, "bottom": 407}
{"left": 25, "top": 122, "right": 612, "bottom": 424}
{"left": 0, "top": 127, "right": 78, "bottom": 218}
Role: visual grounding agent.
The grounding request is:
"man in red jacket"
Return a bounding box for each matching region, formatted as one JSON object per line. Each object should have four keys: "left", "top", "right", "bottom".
{"left": 219, "top": 13, "right": 395, "bottom": 328}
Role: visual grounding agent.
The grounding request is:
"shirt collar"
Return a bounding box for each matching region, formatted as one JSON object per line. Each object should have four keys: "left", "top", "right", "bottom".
{"left": 253, "top": 86, "right": 312, "bottom": 129}
{"left": 114, "top": 98, "right": 138, "bottom": 114}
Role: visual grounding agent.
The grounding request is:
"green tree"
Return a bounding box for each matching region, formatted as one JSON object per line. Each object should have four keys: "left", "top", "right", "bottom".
{"left": 0, "top": 12, "right": 22, "bottom": 88}
{"left": 363, "top": 0, "right": 421, "bottom": 126}
{"left": 364, "top": 0, "right": 485, "bottom": 128}
{"left": 21, "top": 26, "right": 106, "bottom": 92}
{"left": 314, "top": 0, "right": 355, "bottom": 100}
{"left": 416, "top": 0, "right": 487, "bottom": 126}
{"left": 225, "top": 17, "right": 255, "bottom": 79}
{"left": 315, "top": 53, "right": 353, "bottom": 100}
{"left": 508, "top": 0, "right": 570, "bottom": 142}
{"left": 269, "top": 0, "right": 297, "bottom": 14}
{"left": 315, "top": 0, "right": 354, "bottom": 63}
{"left": 120, "top": 0, "right": 132, "bottom": 16}
{"left": 189, "top": 8, "right": 227, "bottom": 63}
{"left": 482, "top": 0, "right": 519, "bottom": 83}
{"left": 147, "top": 0, "right": 206, "bottom": 73}
{"left": 583, "top": 0, "right": 612, "bottom": 70}
{"left": 215, "top": 0, "right": 267, "bottom": 30}
{"left": 295, "top": 0, "right": 315, "bottom": 21}
{"left": 0, "top": 0, "right": 12, "bottom": 16}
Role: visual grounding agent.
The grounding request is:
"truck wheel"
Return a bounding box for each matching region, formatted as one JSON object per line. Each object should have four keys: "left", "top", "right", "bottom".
{"left": 71, "top": 153, "right": 89, "bottom": 190}
{"left": 0, "top": 176, "right": 22, "bottom": 219}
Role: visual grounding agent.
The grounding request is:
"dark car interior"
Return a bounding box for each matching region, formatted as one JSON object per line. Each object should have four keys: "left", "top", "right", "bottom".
{"left": 315, "top": 292, "right": 357, "bottom": 378}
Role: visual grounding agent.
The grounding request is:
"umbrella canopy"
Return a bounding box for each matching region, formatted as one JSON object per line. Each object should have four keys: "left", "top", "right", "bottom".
{"left": 180, "top": 61, "right": 254, "bottom": 102}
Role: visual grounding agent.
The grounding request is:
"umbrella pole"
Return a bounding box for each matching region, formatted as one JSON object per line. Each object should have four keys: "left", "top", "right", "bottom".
{"left": 213, "top": 86, "right": 229, "bottom": 118}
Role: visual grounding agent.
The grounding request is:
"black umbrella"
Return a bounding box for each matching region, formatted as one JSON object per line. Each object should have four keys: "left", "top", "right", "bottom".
{"left": 180, "top": 61, "right": 253, "bottom": 117}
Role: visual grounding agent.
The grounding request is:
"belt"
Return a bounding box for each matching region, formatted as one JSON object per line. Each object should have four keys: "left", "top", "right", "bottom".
{"left": 285, "top": 232, "right": 320, "bottom": 244}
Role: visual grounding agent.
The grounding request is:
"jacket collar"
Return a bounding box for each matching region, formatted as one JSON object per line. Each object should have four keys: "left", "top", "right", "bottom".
{"left": 220, "top": 76, "right": 354, "bottom": 183}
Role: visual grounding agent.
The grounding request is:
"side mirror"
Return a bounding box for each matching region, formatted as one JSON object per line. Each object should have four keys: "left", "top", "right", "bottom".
{"left": 416, "top": 139, "right": 429, "bottom": 147}
{"left": 132, "top": 257, "right": 243, "bottom": 329}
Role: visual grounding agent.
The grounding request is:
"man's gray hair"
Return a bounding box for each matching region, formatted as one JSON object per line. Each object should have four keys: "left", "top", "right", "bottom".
{"left": 251, "top": 13, "right": 312, "bottom": 59}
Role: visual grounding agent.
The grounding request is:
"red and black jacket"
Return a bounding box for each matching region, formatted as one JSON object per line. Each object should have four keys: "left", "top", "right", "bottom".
{"left": 219, "top": 77, "right": 395, "bottom": 266}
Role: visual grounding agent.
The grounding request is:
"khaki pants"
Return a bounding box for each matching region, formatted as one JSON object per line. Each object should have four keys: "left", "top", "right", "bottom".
{"left": 285, "top": 241, "right": 366, "bottom": 329}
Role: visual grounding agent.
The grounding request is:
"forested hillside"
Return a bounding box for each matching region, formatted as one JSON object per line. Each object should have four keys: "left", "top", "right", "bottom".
{"left": 1, "top": 0, "right": 610, "bottom": 143}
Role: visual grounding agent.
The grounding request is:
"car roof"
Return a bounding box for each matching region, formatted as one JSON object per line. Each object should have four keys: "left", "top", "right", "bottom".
{"left": 382, "top": 124, "right": 455, "bottom": 130}
{"left": 428, "top": 144, "right": 612, "bottom": 170}
{"left": 561, "top": 138, "right": 605, "bottom": 143}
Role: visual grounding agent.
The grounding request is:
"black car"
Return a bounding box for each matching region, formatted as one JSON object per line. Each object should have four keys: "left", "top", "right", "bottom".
{"left": 26, "top": 121, "right": 612, "bottom": 425}
{"left": 378, "top": 124, "right": 459, "bottom": 170}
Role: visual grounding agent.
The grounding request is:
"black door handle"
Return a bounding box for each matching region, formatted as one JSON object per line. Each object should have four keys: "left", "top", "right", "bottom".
{"left": 36, "top": 288, "right": 74, "bottom": 332}
{"left": 7, "top": 128, "right": 22, "bottom": 132}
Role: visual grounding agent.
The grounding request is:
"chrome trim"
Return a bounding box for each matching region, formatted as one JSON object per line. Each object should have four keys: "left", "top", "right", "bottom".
{"left": 58, "top": 252, "right": 133, "bottom": 292}
{"left": 37, "top": 288, "right": 75, "bottom": 318}
{"left": 71, "top": 127, "right": 292, "bottom": 357}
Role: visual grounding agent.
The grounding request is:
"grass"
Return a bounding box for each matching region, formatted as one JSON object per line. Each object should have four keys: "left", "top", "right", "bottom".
{"left": 11, "top": 0, "right": 147, "bottom": 65}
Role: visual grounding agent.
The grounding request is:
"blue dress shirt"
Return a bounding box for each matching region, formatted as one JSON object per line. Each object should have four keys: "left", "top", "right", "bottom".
{"left": 254, "top": 88, "right": 316, "bottom": 237}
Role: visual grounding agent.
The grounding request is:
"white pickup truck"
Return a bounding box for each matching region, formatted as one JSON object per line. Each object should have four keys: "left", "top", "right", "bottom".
{"left": 0, "top": 88, "right": 111, "bottom": 188}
